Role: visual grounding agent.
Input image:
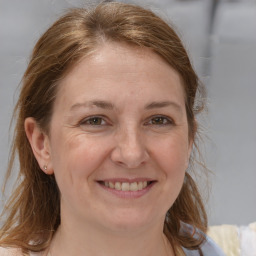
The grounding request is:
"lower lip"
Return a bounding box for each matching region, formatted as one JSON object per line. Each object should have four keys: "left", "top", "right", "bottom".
{"left": 97, "top": 182, "right": 156, "bottom": 199}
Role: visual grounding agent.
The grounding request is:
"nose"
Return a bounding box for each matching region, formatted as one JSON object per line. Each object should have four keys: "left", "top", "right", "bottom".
{"left": 110, "top": 127, "right": 149, "bottom": 169}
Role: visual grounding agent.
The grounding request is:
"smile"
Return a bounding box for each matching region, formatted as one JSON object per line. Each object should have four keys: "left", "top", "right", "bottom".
{"left": 101, "top": 181, "right": 151, "bottom": 192}
{"left": 97, "top": 178, "right": 156, "bottom": 193}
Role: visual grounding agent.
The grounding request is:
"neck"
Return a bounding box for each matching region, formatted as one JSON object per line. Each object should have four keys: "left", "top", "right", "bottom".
{"left": 48, "top": 216, "right": 175, "bottom": 256}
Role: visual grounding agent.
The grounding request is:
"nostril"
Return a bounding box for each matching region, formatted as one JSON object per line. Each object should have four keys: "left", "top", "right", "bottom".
{"left": 115, "top": 160, "right": 126, "bottom": 167}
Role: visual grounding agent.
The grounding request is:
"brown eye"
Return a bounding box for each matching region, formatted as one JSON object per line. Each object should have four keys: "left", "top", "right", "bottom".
{"left": 88, "top": 117, "right": 103, "bottom": 125}
{"left": 150, "top": 116, "right": 172, "bottom": 125}
{"left": 152, "top": 117, "right": 164, "bottom": 125}
{"left": 81, "top": 117, "right": 107, "bottom": 126}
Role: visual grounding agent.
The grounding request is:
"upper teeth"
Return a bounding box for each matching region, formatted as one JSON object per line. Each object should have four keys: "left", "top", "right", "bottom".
{"left": 104, "top": 181, "right": 148, "bottom": 191}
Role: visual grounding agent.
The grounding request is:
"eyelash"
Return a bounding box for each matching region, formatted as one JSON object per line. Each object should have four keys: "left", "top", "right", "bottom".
{"left": 79, "top": 115, "right": 174, "bottom": 127}
{"left": 79, "top": 116, "right": 108, "bottom": 126}
{"left": 145, "top": 115, "right": 174, "bottom": 126}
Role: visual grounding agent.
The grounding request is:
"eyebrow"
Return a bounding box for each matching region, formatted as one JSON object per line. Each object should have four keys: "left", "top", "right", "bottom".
{"left": 145, "top": 101, "right": 182, "bottom": 112}
{"left": 70, "top": 100, "right": 114, "bottom": 111}
{"left": 70, "top": 100, "right": 182, "bottom": 112}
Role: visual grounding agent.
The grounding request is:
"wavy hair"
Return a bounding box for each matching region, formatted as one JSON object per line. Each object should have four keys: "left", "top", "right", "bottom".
{"left": 0, "top": 2, "right": 207, "bottom": 255}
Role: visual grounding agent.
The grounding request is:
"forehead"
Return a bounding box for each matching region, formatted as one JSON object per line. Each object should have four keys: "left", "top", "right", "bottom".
{"left": 54, "top": 42, "right": 185, "bottom": 111}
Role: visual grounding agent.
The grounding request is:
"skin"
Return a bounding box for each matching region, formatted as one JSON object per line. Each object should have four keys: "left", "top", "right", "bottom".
{"left": 25, "top": 42, "right": 192, "bottom": 256}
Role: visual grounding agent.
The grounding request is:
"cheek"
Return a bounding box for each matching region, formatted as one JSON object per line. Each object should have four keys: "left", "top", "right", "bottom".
{"left": 158, "top": 134, "right": 189, "bottom": 166}
{"left": 50, "top": 132, "right": 110, "bottom": 187}
{"left": 154, "top": 135, "right": 190, "bottom": 187}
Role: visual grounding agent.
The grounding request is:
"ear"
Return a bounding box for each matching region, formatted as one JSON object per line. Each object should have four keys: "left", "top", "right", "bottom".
{"left": 24, "top": 117, "right": 54, "bottom": 175}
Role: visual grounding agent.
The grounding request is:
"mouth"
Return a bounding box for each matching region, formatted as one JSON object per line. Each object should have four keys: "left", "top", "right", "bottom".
{"left": 97, "top": 180, "right": 156, "bottom": 192}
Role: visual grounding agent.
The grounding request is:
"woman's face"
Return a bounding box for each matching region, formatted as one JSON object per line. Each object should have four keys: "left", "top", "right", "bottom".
{"left": 46, "top": 42, "right": 192, "bottom": 232}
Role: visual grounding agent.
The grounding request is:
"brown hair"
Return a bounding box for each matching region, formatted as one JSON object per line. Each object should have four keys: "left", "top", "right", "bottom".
{"left": 0, "top": 1, "right": 207, "bottom": 254}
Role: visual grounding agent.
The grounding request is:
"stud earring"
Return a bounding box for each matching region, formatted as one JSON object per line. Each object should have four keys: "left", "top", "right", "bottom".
{"left": 43, "top": 165, "right": 47, "bottom": 171}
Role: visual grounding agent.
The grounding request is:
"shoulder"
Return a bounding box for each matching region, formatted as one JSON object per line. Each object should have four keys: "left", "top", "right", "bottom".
{"left": 0, "top": 247, "right": 23, "bottom": 256}
{"left": 182, "top": 235, "right": 226, "bottom": 256}
{"left": 200, "top": 235, "right": 227, "bottom": 256}
{"left": 180, "top": 222, "right": 226, "bottom": 256}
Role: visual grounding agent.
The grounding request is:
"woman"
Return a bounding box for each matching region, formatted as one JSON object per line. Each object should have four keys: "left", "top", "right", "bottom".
{"left": 0, "top": 2, "right": 225, "bottom": 255}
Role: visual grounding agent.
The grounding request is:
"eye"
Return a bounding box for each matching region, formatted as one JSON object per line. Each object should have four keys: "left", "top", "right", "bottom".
{"left": 146, "top": 116, "right": 173, "bottom": 126}
{"left": 80, "top": 116, "right": 107, "bottom": 126}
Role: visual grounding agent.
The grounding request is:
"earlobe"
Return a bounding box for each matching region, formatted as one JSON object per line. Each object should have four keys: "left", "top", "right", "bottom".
{"left": 24, "top": 117, "right": 53, "bottom": 175}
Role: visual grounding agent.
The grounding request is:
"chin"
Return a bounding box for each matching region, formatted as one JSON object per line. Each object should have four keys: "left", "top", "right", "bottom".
{"left": 100, "top": 208, "right": 162, "bottom": 233}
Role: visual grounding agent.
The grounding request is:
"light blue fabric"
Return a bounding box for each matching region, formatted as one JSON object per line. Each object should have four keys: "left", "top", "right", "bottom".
{"left": 178, "top": 222, "right": 226, "bottom": 255}
{"left": 182, "top": 235, "right": 226, "bottom": 256}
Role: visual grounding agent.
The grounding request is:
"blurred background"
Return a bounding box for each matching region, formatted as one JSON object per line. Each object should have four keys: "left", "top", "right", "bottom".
{"left": 0, "top": 0, "right": 255, "bottom": 226}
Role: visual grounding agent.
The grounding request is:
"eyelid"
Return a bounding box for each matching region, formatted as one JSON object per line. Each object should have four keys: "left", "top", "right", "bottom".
{"left": 77, "top": 114, "right": 174, "bottom": 127}
{"left": 144, "top": 115, "right": 174, "bottom": 126}
{"left": 79, "top": 115, "right": 110, "bottom": 126}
